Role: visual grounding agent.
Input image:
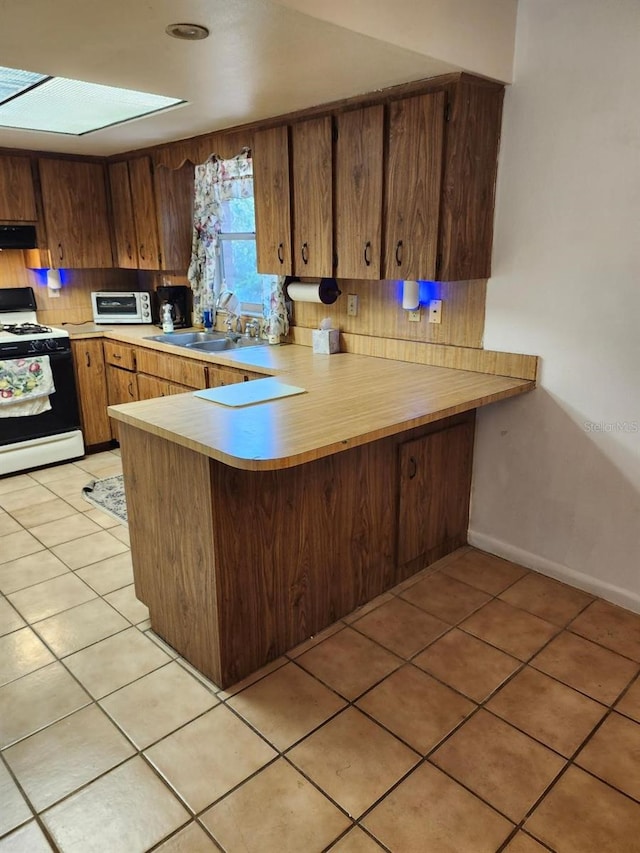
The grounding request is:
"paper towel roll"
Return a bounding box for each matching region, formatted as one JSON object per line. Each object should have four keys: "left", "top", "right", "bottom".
{"left": 287, "top": 280, "right": 341, "bottom": 305}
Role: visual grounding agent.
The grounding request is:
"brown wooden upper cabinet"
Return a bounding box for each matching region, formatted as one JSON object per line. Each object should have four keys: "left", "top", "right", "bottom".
{"left": 109, "top": 156, "right": 195, "bottom": 272}
{"left": 253, "top": 125, "right": 292, "bottom": 275}
{"left": 0, "top": 155, "right": 37, "bottom": 221}
{"left": 291, "top": 116, "right": 333, "bottom": 278}
{"left": 38, "top": 158, "right": 113, "bottom": 268}
{"left": 384, "top": 92, "right": 445, "bottom": 282}
{"left": 334, "top": 106, "right": 384, "bottom": 280}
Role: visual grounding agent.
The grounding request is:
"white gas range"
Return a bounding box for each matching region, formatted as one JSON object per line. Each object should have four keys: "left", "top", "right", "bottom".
{"left": 0, "top": 287, "right": 84, "bottom": 476}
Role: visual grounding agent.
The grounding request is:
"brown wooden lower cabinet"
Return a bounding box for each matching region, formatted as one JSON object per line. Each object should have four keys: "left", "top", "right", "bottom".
{"left": 208, "top": 365, "right": 264, "bottom": 387}
{"left": 137, "top": 373, "right": 193, "bottom": 399}
{"left": 71, "top": 339, "right": 111, "bottom": 447}
{"left": 106, "top": 366, "right": 138, "bottom": 441}
{"left": 118, "top": 411, "right": 474, "bottom": 688}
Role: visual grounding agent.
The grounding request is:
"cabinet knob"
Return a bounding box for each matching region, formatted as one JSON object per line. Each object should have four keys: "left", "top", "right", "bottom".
{"left": 301, "top": 242, "right": 309, "bottom": 265}
{"left": 408, "top": 456, "right": 418, "bottom": 480}
{"left": 364, "top": 241, "right": 372, "bottom": 267}
{"left": 395, "top": 240, "right": 403, "bottom": 267}
{"left": 277, "top": 243, "right": 284, "bottom": 264}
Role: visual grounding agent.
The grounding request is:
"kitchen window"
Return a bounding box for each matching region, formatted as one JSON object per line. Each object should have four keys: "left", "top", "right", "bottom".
{"left": 217, "top": 195, "right": 276, "bottom": 315}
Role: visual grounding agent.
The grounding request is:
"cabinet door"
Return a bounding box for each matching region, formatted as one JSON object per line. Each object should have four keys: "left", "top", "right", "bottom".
{"left": 106, "top": 365, "right": 139, "bottom": 441}
{"left": 0, "top": 155, "right": 37, "bottom": 221}
{"left": 291, "top": 116, "right": 332, "bottom": 277}
{"left": 108, "top": 161, "right": 138, "bottom": 268}
{"left": 138, "top": 373, "right": 192, "bottom": 400}
{"left": 154, "top": 162, "right": 195, "bottom": 272}
{"left": 253, "top": 125, "right": 292, "bottom": 275}
{"left": 136, "top": 348, "right": 207, "bottom": 389}
{"left": 397, "top": 421, "right": 473, "bottom": 566}
{"left": 71, "top": 340, "right": 111, "bottom": 446}
{"left": 383, "top": 92, "right": 445, "bottom": 281}
{"left": 128, "top": 157, "right": 161, "bottom": 270}
{"left": 334, "top": 106, "right": 384, "bottom": 279}
{"left": 39, "top": 159, "right": 113, "bottom": 268}
{"left": 208, "top": 365, "right": 253, "bottom": 387}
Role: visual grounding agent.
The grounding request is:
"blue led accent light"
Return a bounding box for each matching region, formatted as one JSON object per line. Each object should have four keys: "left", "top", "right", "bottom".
{"left": 32, "top": 268, "right": 49, "bottom": 286}
{"left": 418, "top": 280, "right": 439, "bottom": 303}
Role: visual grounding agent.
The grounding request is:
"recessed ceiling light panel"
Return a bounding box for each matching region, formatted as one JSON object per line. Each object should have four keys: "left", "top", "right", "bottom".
{"left": 165, "top": 22, "right": 210, "bottom": 40}
{"left": 0, "top": 68, "right": 185, "bottom": 136}
{"left": 0, "top": 66, "right": 47, "bottom": 105}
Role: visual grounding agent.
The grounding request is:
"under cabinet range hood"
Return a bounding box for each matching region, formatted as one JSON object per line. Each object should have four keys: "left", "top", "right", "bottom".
{"left": 0, "top": 225, "right": 37, "bottom": 249}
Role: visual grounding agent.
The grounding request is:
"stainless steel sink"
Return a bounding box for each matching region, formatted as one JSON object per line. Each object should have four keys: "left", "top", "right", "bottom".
{"left": 143, "top": 331, "right": 266, "bottom": 351}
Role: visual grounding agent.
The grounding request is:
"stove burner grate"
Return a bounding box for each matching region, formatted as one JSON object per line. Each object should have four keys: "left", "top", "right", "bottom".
{"left": 1, "top": 322, "right": 53, "bottom": 336}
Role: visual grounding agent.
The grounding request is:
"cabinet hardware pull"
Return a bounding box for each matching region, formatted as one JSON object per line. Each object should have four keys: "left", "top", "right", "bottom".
{"left": 58, "top": 243, "right": 64, "bottom": 262}
{"left": 113, "top": 353, "right": 121, "bottom": 359}
{"left": 364, "top": 241, "right": 372, "bottom": 266}
{"left": 128, "top": 382, "right": 134, "bottom": 397}
{"left": 301, "top": 242, "right": 309, "bottom": 265}
{"left": 139, "top": 243, "right": 145, "bottom": 260}
{"left": 85, "top": 353, "right": 91, "bottom": 368}
{"left": 395, "top": 240, "right": 403, "bottom": 267}
{"left": 277, "top": 243, "right": 284, "bottom": 264}
{"left": 127, "top": 243, "right": 133, "bottom": 260}
{"left": 408, "top": 456, "right": 418, "bottom": 479}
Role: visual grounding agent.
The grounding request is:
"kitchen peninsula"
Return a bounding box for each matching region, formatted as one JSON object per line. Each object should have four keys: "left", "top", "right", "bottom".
{"left": 109, "top": 338, "right": 536, "bottom": 688}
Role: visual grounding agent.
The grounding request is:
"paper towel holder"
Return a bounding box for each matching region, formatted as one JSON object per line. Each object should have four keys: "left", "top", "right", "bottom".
{"left": 284, "top": 277, "right": 342, "bottom": 305}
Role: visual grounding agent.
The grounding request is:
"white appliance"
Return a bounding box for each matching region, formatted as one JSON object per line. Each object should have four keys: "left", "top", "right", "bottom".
{"left": 0, "top": 287, "right": 84, "bottom": 476}
{"left": 91, "top": 291, "right": 152, "bottom": 324}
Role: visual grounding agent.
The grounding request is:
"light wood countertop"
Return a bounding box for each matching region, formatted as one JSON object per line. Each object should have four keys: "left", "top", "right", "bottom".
{"left": 98, "top": 326, "right": 535, "bottom": 470}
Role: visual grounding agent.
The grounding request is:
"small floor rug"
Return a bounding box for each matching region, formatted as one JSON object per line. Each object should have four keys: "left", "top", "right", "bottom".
{"left": 82, "top": 474, "right": 128, "bottom": 525}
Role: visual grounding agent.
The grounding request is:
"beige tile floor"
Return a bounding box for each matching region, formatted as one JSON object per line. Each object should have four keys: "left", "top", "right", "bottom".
{"left": 2, "top": 453, "right": 640, "bottom": 851}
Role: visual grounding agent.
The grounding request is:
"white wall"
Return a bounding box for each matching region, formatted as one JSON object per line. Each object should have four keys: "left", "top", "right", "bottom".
{"left": 278, "top": 0, "right": 517, "bottom": 82}
{"left": 470, "top": 0, "right": 640, "bottom": 610}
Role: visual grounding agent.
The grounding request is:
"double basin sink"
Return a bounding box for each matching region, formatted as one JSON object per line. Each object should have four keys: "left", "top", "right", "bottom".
{"left": 144, "top": 331, "right": 267, "bottom": 353}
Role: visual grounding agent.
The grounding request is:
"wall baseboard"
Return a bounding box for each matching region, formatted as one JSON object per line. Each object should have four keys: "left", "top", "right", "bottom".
{"left": 468, "top": 529, "right": 640, "bottom": 615}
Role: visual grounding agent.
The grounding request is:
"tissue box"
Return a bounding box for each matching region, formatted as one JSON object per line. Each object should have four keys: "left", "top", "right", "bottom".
{"left": 312, "top": 329, "right": 340, "bottom": 354}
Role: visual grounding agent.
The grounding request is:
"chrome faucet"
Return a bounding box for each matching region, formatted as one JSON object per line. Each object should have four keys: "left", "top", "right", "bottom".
{"left": 224, "top": 313, "right": 242, "bottom": 340}
{"left": 244, "top": 319, "right": 260, "bottom": 339}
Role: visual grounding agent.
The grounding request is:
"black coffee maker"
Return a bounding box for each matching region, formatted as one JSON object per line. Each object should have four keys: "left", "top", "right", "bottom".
{"left": 153, "top": 285, "right": 192, "bottom": 329}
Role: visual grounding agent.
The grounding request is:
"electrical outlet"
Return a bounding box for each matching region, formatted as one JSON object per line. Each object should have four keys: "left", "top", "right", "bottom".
{"left": 428, "top": 299, "right": 442, "bottom": 324}
{"left": 408, "top": 309, "right": 421, "bottom": 322}
{"left": 347, "top": 294, "right": 358, "bottom": 317}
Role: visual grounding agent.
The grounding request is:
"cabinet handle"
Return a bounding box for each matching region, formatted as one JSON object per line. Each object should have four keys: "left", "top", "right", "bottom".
{"left": 408, "top": 456, "right": 418, "bottom": 480}
{"left": 85, "top": 352, "right": 91, "bottom": 368}
{"left": 395, "top": 240, "right": 403, "bottom": 267}
{"left": 301, "top": 242, "right": 309, "bottom": 265}
{"left": 112, "top": 353, "right": 121, "bottom": 360}
{"left": 364, "top": 241, "right": 372, "bottom": 267}
{"left": 58, "top": 243, "right": 64, "bottom": 262}
{"left": 277, "top": 242, "right": 284, "bottom": 264}
{"left": 139, "top": 243, "right": 145, "bottom": 260}
{"left": 126, "top": 242, "right": 133, "bottom": 260}
{"left": 128, "top": 382, "right": 134, "bottom": 398}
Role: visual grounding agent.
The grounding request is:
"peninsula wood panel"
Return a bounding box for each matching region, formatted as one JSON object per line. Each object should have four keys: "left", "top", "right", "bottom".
{"left": 291, "top": 116, "right": 333, "bottom": 277}
{"left": 253, "top": 125, "right": 292, "bottom": 274}
{"left": 384, "top": 92, "right": 445, "bottom": 280}
{"left": 38, "top": 158, "right": 113, "bottom": 269}
{"left": 119, "top": 425, "right": 222, "bottom": 681}
{"left": 0, "top": 155, "right": 37, "bottom": 221}
{"left": 334, "top": 105, "right": 384, "bottom": 279}
{"left": 71, "top": 338, "right": 111, "bottom": 446}
{"left": 108, "top": 161, "right": 138, "bottom": 268}
{"left": 128, "top": 157, "right": 161, "bottom": 269}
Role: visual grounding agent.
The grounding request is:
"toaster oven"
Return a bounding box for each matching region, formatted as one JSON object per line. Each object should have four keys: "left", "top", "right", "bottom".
{"left": 91, "top": 291, "right": 152, "bottom": 324}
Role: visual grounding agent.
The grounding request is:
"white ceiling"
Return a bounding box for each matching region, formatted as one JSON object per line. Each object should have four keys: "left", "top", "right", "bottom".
{"left": 0, "top": 0, "right": 509, "bottom": 157}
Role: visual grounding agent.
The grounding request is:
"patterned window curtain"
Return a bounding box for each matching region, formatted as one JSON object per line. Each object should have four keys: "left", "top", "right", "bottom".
{"left": 188, "top": 148, "right": 289, "bottom": 340}
{"left": 187, "top": 148, "right": 253, "bottom": 322}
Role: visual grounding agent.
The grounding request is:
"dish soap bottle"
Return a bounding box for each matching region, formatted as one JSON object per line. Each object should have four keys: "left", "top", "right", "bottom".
{"left": 161, "top": 302, "right": 174, "bottom": 334}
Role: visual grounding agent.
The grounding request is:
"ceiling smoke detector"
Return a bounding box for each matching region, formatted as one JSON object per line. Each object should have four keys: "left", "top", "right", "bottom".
{"left": 165, "top": 23, "right": 210, "bottom": 41}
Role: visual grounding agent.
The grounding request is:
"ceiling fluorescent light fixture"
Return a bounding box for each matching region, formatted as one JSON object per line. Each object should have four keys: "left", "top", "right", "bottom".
{"left": 0, "top": 65, "right": 185, "bottom": 136}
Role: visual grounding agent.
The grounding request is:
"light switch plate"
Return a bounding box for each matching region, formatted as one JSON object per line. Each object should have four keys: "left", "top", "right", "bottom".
{"left": 347, "top": 294, "right": 358, "bottom": 317}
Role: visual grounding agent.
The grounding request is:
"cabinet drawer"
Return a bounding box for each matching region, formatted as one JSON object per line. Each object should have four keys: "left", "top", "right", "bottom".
{"left": 104, "top": 341, "right": 137, "bottom": 371}
{"left": 138, "top": 373, "right": 194, "bottom": 400}
{"left": 136, "top": 348, "right": 207, "bottom": 389}
{"left": 208, "top": 365, "right": 263, "bottom": 387}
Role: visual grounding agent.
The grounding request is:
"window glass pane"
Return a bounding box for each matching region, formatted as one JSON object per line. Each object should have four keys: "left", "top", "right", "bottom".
{"left": 220, "top": 195, "right": 256, "bottom": 233}
{"left": 220, "top": 238, "right": 275, "bottom": 307}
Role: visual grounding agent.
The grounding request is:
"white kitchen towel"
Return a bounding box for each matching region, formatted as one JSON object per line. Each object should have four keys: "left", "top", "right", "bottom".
{"left": 0, "top": 356, "right": 55, "bottom": 417}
